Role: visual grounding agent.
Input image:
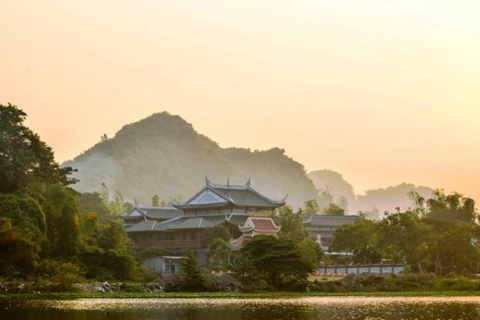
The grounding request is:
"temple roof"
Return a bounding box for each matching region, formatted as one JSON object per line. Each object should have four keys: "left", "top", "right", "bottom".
{"left": 173, "top": 178, "right": 287, "bottom": 210}
{"left": 125, "top": 213, "right": 249, "bottom": 233}
{"left": 120, "top": 203, "right": 183, "bottom": 221}
{"left": 230, "top": 235, "right": 250, "bottom": 247}
{"left": 238, "top": 217, "right": 280, "bottom": 233}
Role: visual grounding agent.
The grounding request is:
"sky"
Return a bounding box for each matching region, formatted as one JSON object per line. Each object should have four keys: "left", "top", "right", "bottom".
{"left": 2, "top": 0, "right": 480, "bottom": 203}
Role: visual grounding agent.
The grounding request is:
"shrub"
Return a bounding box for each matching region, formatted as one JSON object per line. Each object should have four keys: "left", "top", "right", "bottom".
{"left": 38, "top": 259, "right": 85, "bottom": 291}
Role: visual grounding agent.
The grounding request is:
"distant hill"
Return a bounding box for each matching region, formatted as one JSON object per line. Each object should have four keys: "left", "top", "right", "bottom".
{"left": 308, "top": 169, "right": 433, "bottom": 217}
{"left": 63, "top": 112, "right": 319, "bottom": 209}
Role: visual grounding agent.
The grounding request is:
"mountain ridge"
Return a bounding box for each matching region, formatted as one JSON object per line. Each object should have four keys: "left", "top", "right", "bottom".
{"left": 64, "top": 112, "right": 434, "bottom": 214}
{"left": 63, "top": 112, "right": 319, "bottom": 209}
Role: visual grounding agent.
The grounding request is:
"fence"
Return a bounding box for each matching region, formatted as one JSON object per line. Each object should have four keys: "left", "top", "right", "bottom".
{"left": 318, "top": 264, "right": 407, "bottom": 275}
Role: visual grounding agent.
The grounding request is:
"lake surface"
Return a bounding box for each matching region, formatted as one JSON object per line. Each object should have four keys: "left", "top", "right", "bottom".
{"left": 2, "top": 296, "right": 480, "bottom": 320}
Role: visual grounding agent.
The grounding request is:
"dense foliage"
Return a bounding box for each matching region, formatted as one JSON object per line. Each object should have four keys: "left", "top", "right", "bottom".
{"left": 0, "top": 105, "right": 143, "bottom": 285}
{"left": 233, "top": 235, "right": 316, "bottom": 290}
{"left": 330, "top": 189, "right": 479, "bottom": 276}
{"left": 0, "top": 104, "right": 77, "bottom": 193}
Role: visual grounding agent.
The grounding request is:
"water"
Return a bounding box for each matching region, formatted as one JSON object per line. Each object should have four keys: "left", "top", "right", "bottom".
{"left": 1, "top": 297, "right": 480, "bottom": 320}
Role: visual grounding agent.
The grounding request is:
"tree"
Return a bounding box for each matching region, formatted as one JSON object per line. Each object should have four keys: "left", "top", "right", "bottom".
{"left": 76, "top": 191, "right": 138, "bottom": 280}
{"left": 180, "top": 249, "right": 209, "bottom": 291}
{"left": 238, "top": 235, "right": 314, "bottom": 290}
{"left": 0, "top": 218, "right": 38, "bottom": 277}
{"left": 0, "top": 103, "right": 77, "bottom": 193}
{"left": 43, "top": 184, "right": 82, "bottom": 257}
{"left": 276, "top": 205, "right": 309, "bottom": 242}
{"left": 331, "top": 219, "right": 381, "bottom": 264}
{"left": 207, "top": 238, "right": 232, "bottom": 272}
{"left": 377, "top": 211, "right": 431, "bottom": 271}
{"left": 322, "top": 203, "right": 345, "bottom": 216}
{"left": 204, "top": 225, "right": 231, "bottom": 247}
{"left": 0, "top": 193, "right": 46, "bottom": 277}
{"left": 422, "top": 219, "right": 476, "bottom": 276}
{"left": 425, "top": 189, "right": 476, "bottom": 223}
{"left": 303, "top": 199, "right": 319, "bottom": 214}
{"left": 297, "top": 238, "right": 323, "bottom": 269}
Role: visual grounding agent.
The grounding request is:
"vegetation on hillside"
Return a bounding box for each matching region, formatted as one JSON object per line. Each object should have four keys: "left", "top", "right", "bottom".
{"left": 63, "top": 112, "right": 319, "bottom": 209}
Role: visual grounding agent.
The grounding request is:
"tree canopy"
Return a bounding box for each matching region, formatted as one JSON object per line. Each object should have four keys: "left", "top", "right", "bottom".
{"left": 0, "top": 103, "right": 77, "bottom": 193}
{"left": 236, "top": 235, "right": 315, "bottom": 290}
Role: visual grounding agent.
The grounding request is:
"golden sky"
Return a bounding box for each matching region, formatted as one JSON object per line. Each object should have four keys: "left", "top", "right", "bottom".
{"left": 2, "top": 0, "right": 480, "bottom": 203}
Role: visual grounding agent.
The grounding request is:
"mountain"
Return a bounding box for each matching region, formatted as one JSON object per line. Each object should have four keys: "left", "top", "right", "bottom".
{"left": 308, "top": 169, "right": 433, "bottom": 217}
{"left": 63, "top": 112, "right": 319, "bottom": 209}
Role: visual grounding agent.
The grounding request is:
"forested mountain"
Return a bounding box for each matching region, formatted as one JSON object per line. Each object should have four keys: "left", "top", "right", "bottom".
{"left": 63, "top": 112, "right": 319, "bottom": 209}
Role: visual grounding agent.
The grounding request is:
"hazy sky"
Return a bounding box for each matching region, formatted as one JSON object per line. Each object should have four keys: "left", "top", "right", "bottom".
{"left": 2, "top": 0, "right": 480, "bottom": 203}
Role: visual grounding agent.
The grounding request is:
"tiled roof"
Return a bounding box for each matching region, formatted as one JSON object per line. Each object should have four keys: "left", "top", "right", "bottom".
{"left": 174, "top": 178, "right": 286, "bottom": 210}
{"left": 239, "top": 217, "right": 280, "bottom": 232}
{"left": 226, "top": 214, "right": 249, "bottom": 226}
{"left": 120, "top": 205, "right": 183, "bottom": 221}
{"left": 125, "top": 214, "right": 248, "bottom": 232}
{"left": 166, "top": 217, "right": 216, "bottom": 230}
{"left": 230, "top": 235, "right": 250, "bottom": 247}
{"left": 125, "top": 220, "right": 169, "bottom": 232}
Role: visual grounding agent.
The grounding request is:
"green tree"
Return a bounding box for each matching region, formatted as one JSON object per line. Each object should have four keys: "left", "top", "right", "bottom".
{"left": 180, "top": 248, "right": 209, "bottom": 291}
{"left": 0, "top": 217, "right": 38, "bottom": 277}
{"left": 0, "top": 103, "right": 77, "bottom": 193}
{"left": 204, "top": 225, "right": 231, "bottom": 247}
{"left": 276, "top": 205, "right": 309, "bottom": 242}
{"left": 207, "top": 238, "right": 232, "bottom": 272}
{"left": 377, "top": 211, "right": 431, "bottom": 271}
{"left": 297, "top": 238, "right": 323, "bottom": 269}
{"left": 238, "top": 235, "right": 314, "bottom": 290}
{"left": 76, "top": 191, "right": 138, "bottom": 280}
{"left": 43, "top": 184, "right": 82, "bottom": 257}
{"left": 422, "top": 219, "right": 476, "bottom": 276}
{"left": 331, "top": 219, "right": 381, "bottom": 264}
{"left": 426, "top": 189, "right": 476, "bottom": 223}
{"left": 322, "top": 203, "right": 345, "bottom": 216}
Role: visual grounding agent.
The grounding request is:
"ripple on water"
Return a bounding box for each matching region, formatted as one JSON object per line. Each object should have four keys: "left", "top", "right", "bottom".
{"left": 7, "top": 296, "right": 480, "bottom": 320}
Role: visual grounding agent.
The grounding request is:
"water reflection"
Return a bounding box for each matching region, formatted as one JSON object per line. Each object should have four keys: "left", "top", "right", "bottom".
{"left": 2, "top": 297, "right": 480, "bottom": 320}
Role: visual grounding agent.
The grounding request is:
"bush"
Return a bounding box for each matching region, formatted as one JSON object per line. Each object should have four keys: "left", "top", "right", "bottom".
{"left": 38, "top": 259, "right": 85, "bottom": 291}
{"left": 85, "top": 265, "right": 114, "bottom": 282}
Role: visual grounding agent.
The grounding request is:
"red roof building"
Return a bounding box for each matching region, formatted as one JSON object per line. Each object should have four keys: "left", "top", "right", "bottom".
{"left": 231, "top": 217, "right": 280, "bottom": 247}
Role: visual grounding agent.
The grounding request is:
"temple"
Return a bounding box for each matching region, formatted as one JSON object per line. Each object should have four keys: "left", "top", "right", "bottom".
{"left": 120, "top": 178, "right": 286, "bottom": 253}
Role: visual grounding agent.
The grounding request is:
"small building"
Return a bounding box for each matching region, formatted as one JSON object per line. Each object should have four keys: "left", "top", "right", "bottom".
{"left": 303, "top": 215, "right": 362, "bottom": 251}
{"left": 141, "top": 256, "right": 185, "bottom": 275}
{"left": 231, "top": 217, "right": 281, "bottom": 247}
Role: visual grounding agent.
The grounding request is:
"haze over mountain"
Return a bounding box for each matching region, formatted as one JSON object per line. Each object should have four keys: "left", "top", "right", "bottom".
{"left": 63, "top": 112, "right": 438, "bottom": 215}
{"left": 63, "top": 112, "right": 320, "bottom": 209}
{"left": 308, "top": 170, "right": 433, "bottom": 217}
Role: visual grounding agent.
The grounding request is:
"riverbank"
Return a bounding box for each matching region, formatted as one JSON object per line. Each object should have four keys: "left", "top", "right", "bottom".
{"left": 1, "top": 290, "right": 480, "bottom": 300}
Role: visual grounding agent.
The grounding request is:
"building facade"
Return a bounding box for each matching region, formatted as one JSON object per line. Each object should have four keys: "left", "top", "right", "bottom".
{"left": 121, "top": 178, "right": 286, "bottom": 253}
